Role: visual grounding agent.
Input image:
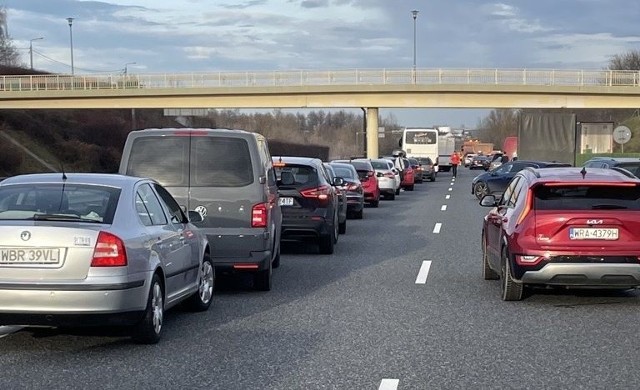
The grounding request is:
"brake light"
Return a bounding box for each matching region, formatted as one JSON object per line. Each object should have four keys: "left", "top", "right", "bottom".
{"left": 252, "top": 203, "right": 268, "bottom": 228}
{"left": 516, "top": 189, "right": 532, "bottom": 225}
{"left": 346, "top": 183, "right": 359, "bottom": 191}
{"left": 91, "top": 231, "right": 127, "bottom": 267}
{"left": 301, "top": 185, "right": 331, "bottom": 202}
{"left": 515, "top": 255, "right": 544, "bottom": 266}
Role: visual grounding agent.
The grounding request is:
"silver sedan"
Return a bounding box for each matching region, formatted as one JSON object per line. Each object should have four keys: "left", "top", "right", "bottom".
{"left": 0, "top": 173, "right": 213, "bottom": 344}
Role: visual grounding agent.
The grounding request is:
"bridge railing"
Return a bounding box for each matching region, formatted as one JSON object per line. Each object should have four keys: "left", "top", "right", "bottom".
{"left": 1, "top": 68, "right": 639, "bottom": 92}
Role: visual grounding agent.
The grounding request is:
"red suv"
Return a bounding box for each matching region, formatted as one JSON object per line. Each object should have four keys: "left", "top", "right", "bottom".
{"left": 333, "top": 160, "right": 381, "bottom": 207}
{"left": 480, "top": 167, "right": 640, "bottom": 301}
{"left": 399, "top": 158, "right": 415, "bottom": 191}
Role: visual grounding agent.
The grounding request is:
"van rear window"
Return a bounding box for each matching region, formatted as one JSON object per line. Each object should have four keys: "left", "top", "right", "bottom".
{"left": 192, "top": 137, "right": 254, "bottom": 187}
{"left": 126, "top": 137, "right": 189, "bottom": 187}
{"left": 533, "top": 185, "right": 640, "bottom": 210}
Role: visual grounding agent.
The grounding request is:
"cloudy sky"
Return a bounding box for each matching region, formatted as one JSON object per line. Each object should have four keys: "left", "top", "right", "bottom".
{"left": 4, "top": 0, "right": 640, "bottom": 128}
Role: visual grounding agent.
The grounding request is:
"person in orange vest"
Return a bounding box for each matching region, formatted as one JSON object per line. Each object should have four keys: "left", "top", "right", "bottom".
{"left": 450, "top": 151, "right": 461, "bottom": 177}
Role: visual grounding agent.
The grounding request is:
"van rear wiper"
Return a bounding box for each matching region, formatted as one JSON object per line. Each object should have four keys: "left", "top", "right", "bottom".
{"left": 591, "top": 204, "right": 628, "bottom": 210}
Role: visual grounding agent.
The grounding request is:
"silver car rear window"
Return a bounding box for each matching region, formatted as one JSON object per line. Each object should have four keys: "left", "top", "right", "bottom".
{"left": 0, "top": 184, "right": 120, "bottom": 223}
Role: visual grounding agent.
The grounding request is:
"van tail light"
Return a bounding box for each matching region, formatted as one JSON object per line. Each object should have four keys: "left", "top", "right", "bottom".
{"left": 346, "top": 183, "right": 359, "bottom": 192}
{"left": 252, "top": 203, "right": 268, "bottom": 228}
{"left": 91, "top": 231, "right": 127, "bottom": 267}
{"left": 515, "top": 189, "right": 532, "bottom": 225}
{"left": 301, "top": 185, "right": 331, "bottom": 203}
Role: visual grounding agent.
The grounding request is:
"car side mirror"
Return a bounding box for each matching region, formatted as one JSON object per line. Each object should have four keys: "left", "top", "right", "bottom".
{"left": 391, "top": 168, "right": 398, "bottom": 173}
{"left": 333, "top": 177, "right": 345, "bottom": 186}
{"left": 479, "top": 195, "right": 497, "bottom": 207}
{"left": 188, "top": 210, "right": 204, "bottom": 223}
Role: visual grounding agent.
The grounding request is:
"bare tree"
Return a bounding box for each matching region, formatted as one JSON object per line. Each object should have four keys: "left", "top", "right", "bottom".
{"left": 0, "top": 34, "right": 20, "bottom": 67}
{"left": 608, "top": 49, "right": 640, "bottom": 70}
{"left": 477, "top": 109, "right": 519, "bottom": 147}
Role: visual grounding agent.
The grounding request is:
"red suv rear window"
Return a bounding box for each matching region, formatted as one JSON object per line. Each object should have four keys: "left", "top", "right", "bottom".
{"left": 533, "top": 184, "right": 640, "bottom": 210}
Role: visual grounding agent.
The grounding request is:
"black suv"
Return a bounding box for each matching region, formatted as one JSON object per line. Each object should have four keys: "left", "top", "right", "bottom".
{"left": 273, "top": 156, "right": 342, "bottom": 254}
{"left": 583, "top": 157, "right": 640, "bottom": 178}
{"left": 472, "top": 160, "right": 571, "bottom": 199}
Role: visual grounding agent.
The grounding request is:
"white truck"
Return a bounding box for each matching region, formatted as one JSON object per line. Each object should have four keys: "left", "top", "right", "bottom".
{"left": 437, "top": 136, "right": 456, "bottom": 172}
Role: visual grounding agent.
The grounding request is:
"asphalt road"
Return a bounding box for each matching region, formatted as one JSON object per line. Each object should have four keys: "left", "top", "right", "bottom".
{"left": 2, "top": 168, "right": 640, "bottom": 389}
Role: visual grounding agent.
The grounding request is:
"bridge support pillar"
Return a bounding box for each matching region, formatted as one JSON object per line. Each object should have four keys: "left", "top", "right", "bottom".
{"left": 366, "top": 107, "right": 379, "bottom": 159}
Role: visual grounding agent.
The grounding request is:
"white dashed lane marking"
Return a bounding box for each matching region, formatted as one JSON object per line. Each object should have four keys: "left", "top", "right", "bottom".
{"left": 379, "top": 379, "right": 400, "bottom": 390}
{"left": 415, "top": 261, "right": 432, "bottom": 284}
{"left": 448, "top": 187, "right": 453, "bottom": 191}
{"left": 433, "top": 223, "right": 442, "bottom": 234}
{"left": 441, "top": 205, "right": 447, "bottom": 211}
{"left": 445, "top": 195, "right": 451, "bottom": 199}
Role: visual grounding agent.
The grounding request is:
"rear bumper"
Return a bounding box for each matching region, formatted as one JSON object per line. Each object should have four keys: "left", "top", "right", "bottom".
{"left": 520, "top": 264, "right": 640, "bottom": 287}
{"left": 0, "top": 278, "right": 149, "bottom": 326}
{"left": 281, "top": 217, "right": 331, "bottom": 241}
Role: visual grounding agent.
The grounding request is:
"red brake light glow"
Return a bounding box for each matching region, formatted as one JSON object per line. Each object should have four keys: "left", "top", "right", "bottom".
{"left": 515, "top": 189, "right": 532, "bottom": 225}
{"left": 301, "top": 185, "right": 331, "bottom": 202}
{"left": 252, "top": 203, "right": 268, "bottom": 228}
{"left": 91, "top": 231, "right": 127, "bottom": 267}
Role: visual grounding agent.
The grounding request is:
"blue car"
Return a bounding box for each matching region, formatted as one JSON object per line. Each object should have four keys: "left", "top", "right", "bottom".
{"left": 472, "top": 160, "right": 571, "bottom": 199}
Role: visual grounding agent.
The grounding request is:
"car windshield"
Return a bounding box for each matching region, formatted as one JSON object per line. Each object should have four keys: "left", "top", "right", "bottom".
{"left": 617, "top": 162, "right": 640, "bottom": 177}
{"left": 0, "top": 184, "right": 120, "bottom": 223}
{"left": 275, "top": 165, "right": 319, "bottom": 188}
{"left": 332, "top": 166, "right": 355, "bottom": 179}
{"left": 371, "top": 161, "right": 389, "bottom": 170}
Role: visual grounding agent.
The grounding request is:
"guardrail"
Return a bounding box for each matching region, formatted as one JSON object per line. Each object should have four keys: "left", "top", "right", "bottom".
{"left": 1, "top": 68, "right": 640, "bottom": 92}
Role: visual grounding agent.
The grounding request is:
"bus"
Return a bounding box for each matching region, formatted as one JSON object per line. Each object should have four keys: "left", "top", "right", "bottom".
{"left": 401, "top": 128, "right": 439, "bottom": 162}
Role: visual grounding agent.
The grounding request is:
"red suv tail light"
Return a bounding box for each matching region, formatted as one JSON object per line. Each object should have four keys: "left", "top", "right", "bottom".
{"left": 516, "top": 189, "right": 533, "bottom": 225}
{"left": 515, "top": 255, "right": 545, "bottom": 266}
{"left": 91, "top": 231, "right": 127, "bottom": 267}
{"left": 252, "top": 203, "right": 268, "bottom": 228}
{"left": 301, "top": 185, "right": 331, "bottom": 203}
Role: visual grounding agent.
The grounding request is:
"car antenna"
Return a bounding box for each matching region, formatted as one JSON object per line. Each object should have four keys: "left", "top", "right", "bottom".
{"left": 580, "top": 166, "right": 587, "bottom": 179}
{"left": 58, "top": 163, "right": 68, "bottom": 212}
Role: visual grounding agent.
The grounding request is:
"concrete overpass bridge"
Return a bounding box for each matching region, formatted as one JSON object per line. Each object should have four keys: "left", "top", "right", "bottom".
{"left": 1, "top": 67, "right": 640, "bottom": 158}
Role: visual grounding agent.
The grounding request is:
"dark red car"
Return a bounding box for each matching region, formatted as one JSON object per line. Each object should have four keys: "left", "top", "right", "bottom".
{"left": 399, "top": 158, "right": 415, "bottom": 191}
{"left": 480, "top": 167, "right": 640, "bottom": 301}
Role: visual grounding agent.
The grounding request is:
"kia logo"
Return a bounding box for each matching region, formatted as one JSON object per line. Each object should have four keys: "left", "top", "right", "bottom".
{"left": 586, "top": 219, "right": 603, "bottom": 225}
{"left": 20, "top": 231, "right": 31, "bottom": 241}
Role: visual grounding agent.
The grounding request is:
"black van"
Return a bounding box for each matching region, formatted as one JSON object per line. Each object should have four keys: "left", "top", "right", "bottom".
{"left": 119, "top": 128, "right": 282, "bottom": 291}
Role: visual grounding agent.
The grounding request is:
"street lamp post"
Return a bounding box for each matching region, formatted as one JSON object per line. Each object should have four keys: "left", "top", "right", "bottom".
{"left": 66, "top": 17, "right": 75, "bottom": 75}
{"left": 411, "top": 10, "right": 419, "bottom": 72}
{"left": 29, "top": 37, "right": 44, "bottom": 70}
{"left": 124, "top": 62, "right": 136, "bottom": 75}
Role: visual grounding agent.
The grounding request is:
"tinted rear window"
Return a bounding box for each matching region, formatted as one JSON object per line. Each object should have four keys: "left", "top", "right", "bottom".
{"left": 275, "top": 165, "right": 319, "bottom": 188}
{"left": 126, "top": 136, "right": 189, "bottom": 186}
{"left": 0, "top": 184, "right": 120, "bottom": 223}
{"left": 534, "top": 185, "right": 640, "bottom": 210}
{"left": 191, "top": 137, "right": 254, "bottom": 187}
{"left": 332, "top": 166, "right": 355, "bottom": 179}
{"left": 371, "top": 161, "right": 389, "bottom": 170}
{"left": 617, "top": 162, "right": 640, "bottom": 177}
{"left": 350, "top": 161, "right": 373, "bottom": 171}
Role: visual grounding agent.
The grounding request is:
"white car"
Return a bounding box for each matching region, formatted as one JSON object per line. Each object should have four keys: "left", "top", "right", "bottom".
{"left": 464, "top": 153, "right": 477, "bottom": 167}
{"left": 370, "top": 159, "right": 400, "bottom": 200}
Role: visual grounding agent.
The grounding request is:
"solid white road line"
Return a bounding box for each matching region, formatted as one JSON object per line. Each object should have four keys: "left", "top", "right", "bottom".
{"left": 379, "top": 379, "right": 400, "bottom": 390}
{"left": 415, "top": 261, "right": 432, "bottom": 284}
{"left": 445, "top": 194, "right": 451, "bottom": 199}
{"left": 441, "top": 205, "right": 447, "bottom": 211}
{"left": 433, "top": 223, "right": 442, "bottom": 234}
{"left": 0, "top": 326, "right": 23, "bottom": 339}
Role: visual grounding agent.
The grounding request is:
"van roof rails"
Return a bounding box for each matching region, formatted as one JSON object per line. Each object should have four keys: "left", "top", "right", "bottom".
{"left": 524, "top": 167, "right": 541, "bottom": 178}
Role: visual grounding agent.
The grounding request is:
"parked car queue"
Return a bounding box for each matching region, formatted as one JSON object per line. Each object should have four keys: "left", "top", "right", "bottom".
{"left": 0, "top": 128, "right": 439, "bottom": 344}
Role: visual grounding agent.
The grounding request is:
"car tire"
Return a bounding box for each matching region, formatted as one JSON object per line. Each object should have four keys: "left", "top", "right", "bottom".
{"left": 353, "top": 209, "right": 363, "bottom": 219}
{"left": 319, "top": 232, "right": 335, "bottom": 254}
{"left": 501, "top": 249, "right": 523, "bottom": 301}
{"left": 430, "top": 175, "right": 435, "bottom": 182}
{"left": 395, "top": 188, "right": 400, "bottom": 195}
{"left": 339, "top": 220, "right": 347, "bottom": 234}
{"left": 254, "top": 260, "right": 272, "bottom": 291}
{"left": 371, "top": 199, "right": 379, "bottom": 208}
{"left": 474, "top": 182, "right": 489, "bottom": 200}
{"left": 482, "top": 237, "right": 499, "bottom": 280}
{"left": 407, "top": 185, "right": 415, "bottom": 191}
{"left": 387, "top": 192, "right": 396, "bottom": 200}
{"left": 132, "top": 273, "right": 164, "bottom": 344}
{"left": 186, "top": 254, "right": 214, "bottom": 311}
